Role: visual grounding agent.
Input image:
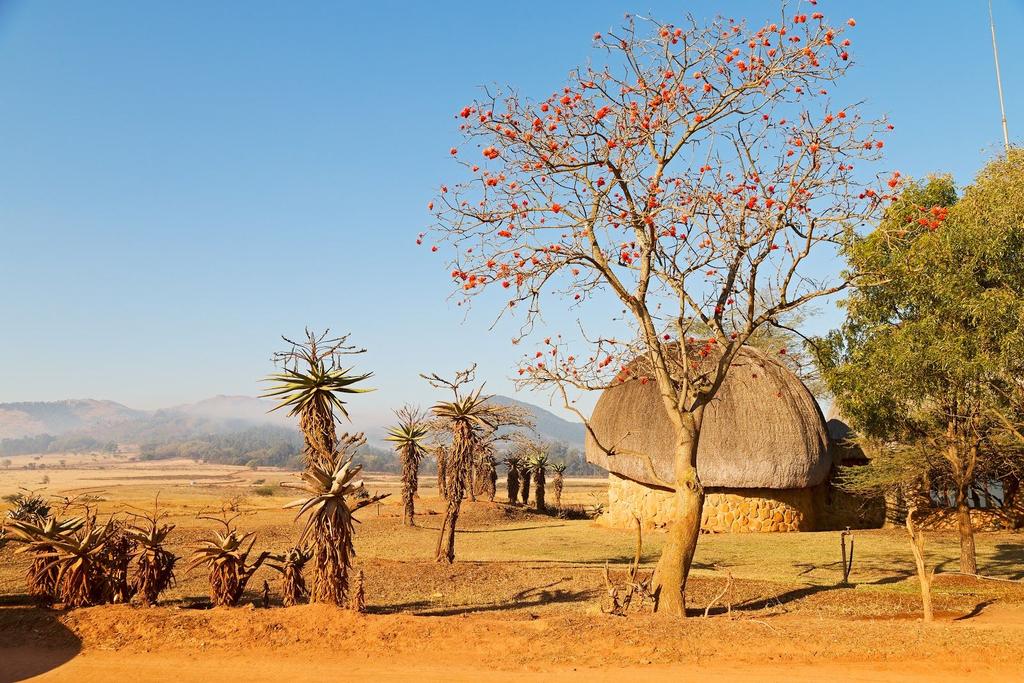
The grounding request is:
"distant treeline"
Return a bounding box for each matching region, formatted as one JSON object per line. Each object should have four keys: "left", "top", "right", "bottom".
{"left": 138, "top": 431, "right": 604, "bottom": 476}
{"left": 3, "top": 426, "right": 604, "bottom": 477}
{"left": 0, "top": 434, "right": 119, "bottom": 457}
{"left": 138, "top": 426, "right": 305, "bottom": 468}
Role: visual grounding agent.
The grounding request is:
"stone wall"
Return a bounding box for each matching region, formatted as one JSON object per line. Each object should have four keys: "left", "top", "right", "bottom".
{"left": 602, "top": 474, "right": 887, "bottom": 532}
{"left": 813, "top": 485, "right": 886, "bottom": 531}
{"left": 603, "top": 474, "right": 814, "bottom": 532}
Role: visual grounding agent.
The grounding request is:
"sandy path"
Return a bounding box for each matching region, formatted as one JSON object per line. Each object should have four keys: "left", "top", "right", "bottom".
{"left": 5, "top": 650, "right": 1021, "bottom": 683}
{"left": 4, "top": 601, "right": 1024, "bottom": 683}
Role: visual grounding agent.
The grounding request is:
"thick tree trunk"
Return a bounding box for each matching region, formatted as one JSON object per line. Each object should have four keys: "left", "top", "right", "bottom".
{"left": 651, "top": 481, "right": 704, "bottom": 615}
{"left": 520, "top": 471, "right": 532, "bottom": 505}
{"left": 535, "top": 471, "right": 546, "bottom": 511}
{"left": 650, "top": 425, "right": 705, "bottom": 616}
{"left": 956, "top": 493, "right": 977, "bottom": 575}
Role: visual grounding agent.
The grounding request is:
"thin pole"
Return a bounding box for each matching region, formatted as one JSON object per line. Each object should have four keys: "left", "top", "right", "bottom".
{"left": 989, "top": 0, "right": 1010, "bottom": 153}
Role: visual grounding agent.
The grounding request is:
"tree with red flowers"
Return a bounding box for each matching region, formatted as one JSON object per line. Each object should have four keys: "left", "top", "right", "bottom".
{"left": 426, "top": 6, "right": 907, "bottom": 615}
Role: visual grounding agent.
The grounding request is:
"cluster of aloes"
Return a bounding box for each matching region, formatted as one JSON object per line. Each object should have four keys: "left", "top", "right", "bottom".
{"left": 501, "top": 454, "right": 567, "bottom": 513}
{"left": 4, "top": 503, "right": 177, "bottom": 608}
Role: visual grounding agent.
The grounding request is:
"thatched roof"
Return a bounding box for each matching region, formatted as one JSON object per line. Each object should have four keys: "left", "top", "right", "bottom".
{"left": 585, "top": 345, "right": 830, "bottom": 489}
{"left": 826, "top": 407, "right": 869, "bottom": 466}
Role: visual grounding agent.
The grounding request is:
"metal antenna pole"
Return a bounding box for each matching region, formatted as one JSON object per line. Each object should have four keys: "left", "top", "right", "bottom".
{"left": 989, "top": 0, "right": 1010, "bottom": 153}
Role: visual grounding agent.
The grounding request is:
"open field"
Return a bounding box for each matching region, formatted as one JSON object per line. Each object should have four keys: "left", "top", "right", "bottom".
{"left": 2, "top": 457, "right": 1024, "bottom": 682}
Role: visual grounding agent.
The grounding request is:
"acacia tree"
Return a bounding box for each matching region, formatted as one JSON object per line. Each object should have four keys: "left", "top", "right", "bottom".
{"left": 837, "top": 442, "right": 936, "bottom": 621}
{"left": 426, "top": 7, "right": 908, "bottom": 614}
{"left": 817, "top": 157, "right": 1024, "bottom": 571}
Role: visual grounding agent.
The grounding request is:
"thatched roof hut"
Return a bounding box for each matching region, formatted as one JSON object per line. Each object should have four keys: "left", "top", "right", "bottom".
{"left": 585, "top": 345, "right": 830, "bottom": 490}
{"left": 826, "top": 408, "right": 869, "bottom": 466}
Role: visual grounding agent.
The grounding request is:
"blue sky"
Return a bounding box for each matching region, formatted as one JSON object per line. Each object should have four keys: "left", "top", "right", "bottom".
{"left": 0, "top": 1, "right": 1021, "bottom": 427}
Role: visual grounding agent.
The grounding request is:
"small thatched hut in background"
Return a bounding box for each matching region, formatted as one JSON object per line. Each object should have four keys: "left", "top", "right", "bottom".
{"left": 586, "top": 346, "right": 883, "bottom": 532}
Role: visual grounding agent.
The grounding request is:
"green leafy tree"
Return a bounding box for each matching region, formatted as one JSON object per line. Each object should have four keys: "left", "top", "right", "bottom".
{"left": 816, "top": 152, "right": 1024, "bottom": 574}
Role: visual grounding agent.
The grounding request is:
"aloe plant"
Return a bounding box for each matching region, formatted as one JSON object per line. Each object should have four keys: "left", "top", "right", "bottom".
{"left": 282, "top": 448, "right": 387, "bottom": 605}
{"left": 189, "top": 515, "right": 269, "bottom": 607}
{"left": 503, "top": 456, "right": 522, "bottom": 505}
{"left": 529, "top": 455, "right": 549, "bottom": 512}
{"left": 385, "top": 406, "right": 430, "bottom": 526}
{"left": 551, "top": 462, "right": 567, "bottom": 509}
{"left": 5, "top": 515, "right": 86, "bottom": 603}
{"left": 268, "top": 546, "right": 312, "bottom": 607}
{"left": 263, "top": 329, "right": 373, "bottom": 466}
{"left": 126, "top": 509, "right": 177, "bottom": 606}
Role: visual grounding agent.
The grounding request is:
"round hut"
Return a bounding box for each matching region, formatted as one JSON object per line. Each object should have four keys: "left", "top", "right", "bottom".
{"left": 586, "top": 345, "right": 844, "bottom": 532}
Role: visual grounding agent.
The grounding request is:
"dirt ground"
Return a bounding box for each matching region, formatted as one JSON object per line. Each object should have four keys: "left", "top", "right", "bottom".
{"left": 2, "top": 456, "right": 1024, "bottom": 682}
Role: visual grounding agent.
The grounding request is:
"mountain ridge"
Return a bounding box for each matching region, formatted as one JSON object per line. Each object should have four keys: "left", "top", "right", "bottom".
{"left": 0, "top": 394, "right": 585, "bottom": 449}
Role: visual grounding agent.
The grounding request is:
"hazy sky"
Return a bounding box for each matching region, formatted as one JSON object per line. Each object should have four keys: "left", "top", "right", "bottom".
{"left": 0, "top": 1, "right": 1021, "bottom": 426}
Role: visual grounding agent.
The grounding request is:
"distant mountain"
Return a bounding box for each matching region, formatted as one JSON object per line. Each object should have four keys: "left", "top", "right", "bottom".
{"left": 170, "top": 395, "right": 294, "bottom": 428}
{"left": 0, "top": 394, "right": 583, "bottom": 449}
{"left": 0, "top": 394, "right": 595, "bottom": 472}
{"left": 0, "top": 399, "right": 145, "bottom": 439}
{"left": 490, "top": 395, "right": 585, "bottom": 448}
{"left": 0, "top": 396, "right": 294, "bottom": 442}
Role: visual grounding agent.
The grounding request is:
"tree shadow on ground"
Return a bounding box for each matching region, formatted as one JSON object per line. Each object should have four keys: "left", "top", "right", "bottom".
{"left": 698, "top": 582, "right": 848, "bottom": 617}
{"left": 0, "top": 606, "right": 82, "bottom": 682}
{"left": 954, "top": 599, "right": 997, "bottom": 621}
{"left": 369, "top": 579, "right": 597, "bottom": 617}
{"left": 982, "top": 544, "right": 1024, "bottom": 579}
{"left": 411, "top": 523, "right": 569, "bottom": 534}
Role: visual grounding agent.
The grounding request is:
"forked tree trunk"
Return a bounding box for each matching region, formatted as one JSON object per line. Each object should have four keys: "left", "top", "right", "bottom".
{"left": 651, "top": 481, "right": 704, "bottom": 615}
{"left": 905, "top": 500, "right": 934, "bottom": 622}
{"left": 651, "top": 430, "right": 704, "bottom": 616}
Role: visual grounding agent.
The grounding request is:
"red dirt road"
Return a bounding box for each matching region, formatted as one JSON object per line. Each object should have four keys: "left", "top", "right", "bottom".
{"left": 3, "top": 602, "right": 1024, "bottom": 683}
